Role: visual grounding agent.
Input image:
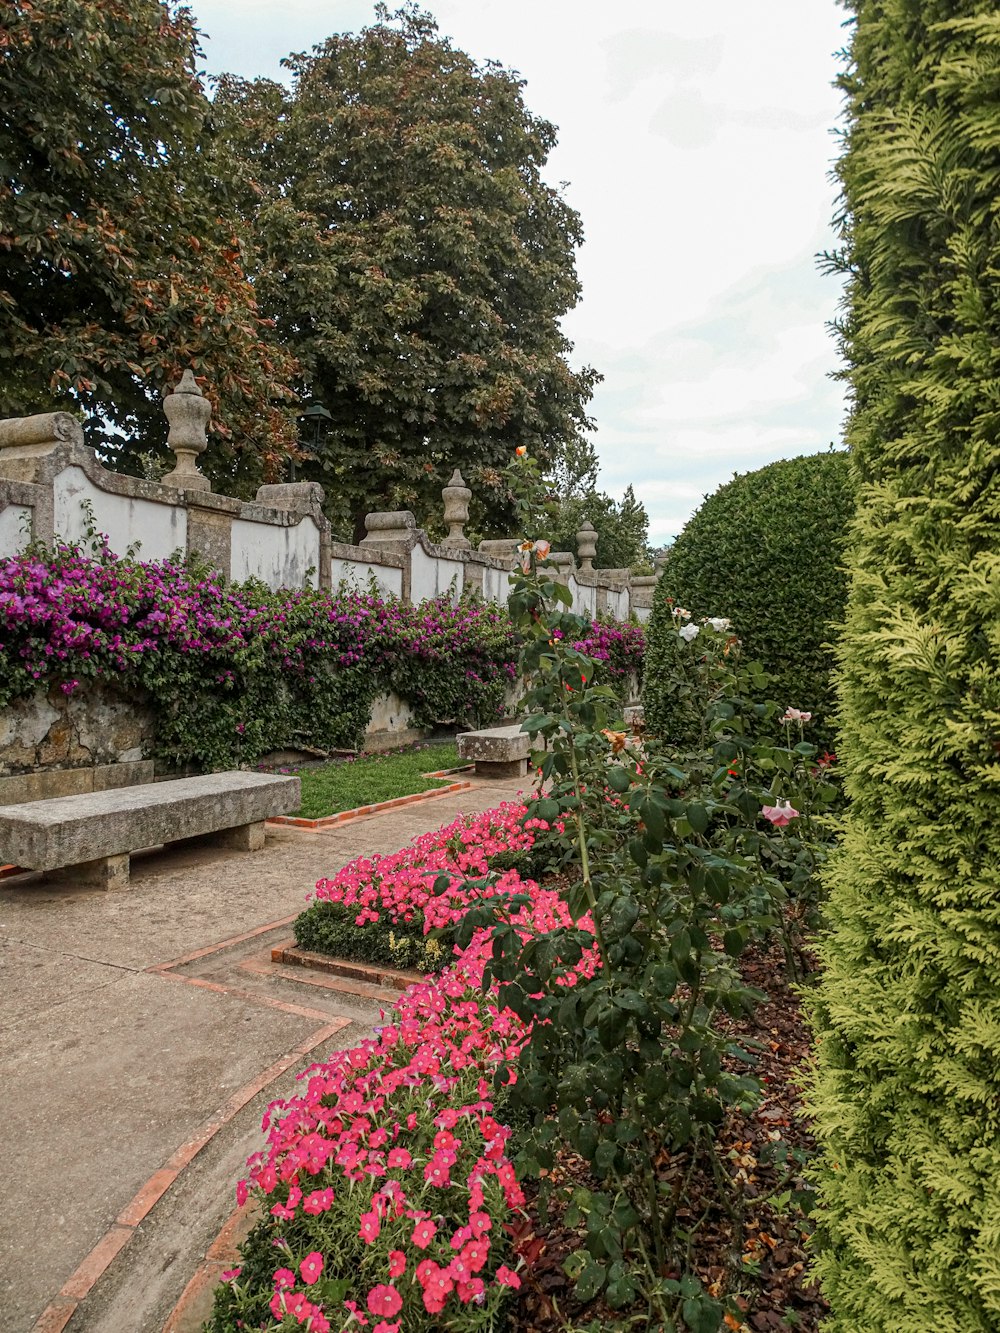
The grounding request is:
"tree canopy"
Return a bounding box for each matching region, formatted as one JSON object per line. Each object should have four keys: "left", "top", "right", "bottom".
{"left": 212, "top": 4, "right": 598, "bottom": 540}
{"left": 0, "top": 0, "right": 298, "bottom": 487}
{"left": 546, "top": 483, "right": 651, "bottom": 570}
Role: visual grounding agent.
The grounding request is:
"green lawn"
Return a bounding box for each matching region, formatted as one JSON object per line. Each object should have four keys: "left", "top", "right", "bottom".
{"left": 290, "top": 741, "right": 464, "bottom": 819}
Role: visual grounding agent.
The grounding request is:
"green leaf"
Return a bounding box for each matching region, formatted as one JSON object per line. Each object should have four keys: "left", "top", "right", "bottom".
{"left": 574, "top": 1259, "right": 607, "bottom": 1302}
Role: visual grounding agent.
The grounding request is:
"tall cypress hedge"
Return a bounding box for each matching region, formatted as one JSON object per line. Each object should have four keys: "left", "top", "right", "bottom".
{"left": 642, "top": 452, "right": 853, "bottom": 748}
{"left": 808, "top": 5, "right": 1000, "bottom": 1329}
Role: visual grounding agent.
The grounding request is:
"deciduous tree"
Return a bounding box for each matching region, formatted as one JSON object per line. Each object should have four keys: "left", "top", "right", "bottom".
{"left": 0, "top": 0, "right": 298, "bottom": 487}
{"left": 213, "top": 3, "right": 598, "bottom": 539}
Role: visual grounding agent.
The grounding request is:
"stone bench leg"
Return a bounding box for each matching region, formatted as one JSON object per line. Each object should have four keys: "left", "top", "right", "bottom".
{"left": 475, "top": 758, "right": 528, "bottom": 779}
{"left": 66, "top": 853, "right": 131, "bottom": 891}
{"left": 216, "top": 821, "right": 266, "bottom": 852}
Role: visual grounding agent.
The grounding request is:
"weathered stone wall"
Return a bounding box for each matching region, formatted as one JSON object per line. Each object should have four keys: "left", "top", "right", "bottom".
{"left": 0, "top": 682, "right": 153, "bottom": 777}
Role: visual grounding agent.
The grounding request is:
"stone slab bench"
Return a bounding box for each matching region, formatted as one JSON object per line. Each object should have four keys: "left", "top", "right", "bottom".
{"left": 0, "top": 771, "right": 301, "bottom": 890}
{"left": 456, "top": 724, "right": 531, "bottom": 778}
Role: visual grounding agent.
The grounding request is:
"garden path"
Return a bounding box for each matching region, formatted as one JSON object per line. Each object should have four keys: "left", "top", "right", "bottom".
{"left": 0, "top": 774, "right": 528, "bottom": 1333}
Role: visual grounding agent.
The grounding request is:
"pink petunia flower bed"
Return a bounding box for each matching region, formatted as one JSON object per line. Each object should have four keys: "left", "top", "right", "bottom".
{"left": 210, "top": 804, "right": 596, "bottom": 1333}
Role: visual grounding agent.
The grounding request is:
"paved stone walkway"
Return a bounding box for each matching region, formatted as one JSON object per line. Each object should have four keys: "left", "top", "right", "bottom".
{"left": 0, "top": 775, "right": 527, "bottom": 1332}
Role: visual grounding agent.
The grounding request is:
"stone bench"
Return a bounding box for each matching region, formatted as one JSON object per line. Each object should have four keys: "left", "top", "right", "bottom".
{"left": 0, "top": 771, "right": 301, "bottom": 890}
{"left": 456, "top": 724, "right": 532, "bottom": 778}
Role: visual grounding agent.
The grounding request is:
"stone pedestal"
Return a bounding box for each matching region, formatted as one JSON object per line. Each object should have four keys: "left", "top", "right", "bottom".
{"left": 216, "top": 821, "right": 266, "bottom": 852}
{"left": 362, "top": 511, "right": 417, "bottom": 545}
{"left": 57, "top": 853, "right": 131, "bottom": 891}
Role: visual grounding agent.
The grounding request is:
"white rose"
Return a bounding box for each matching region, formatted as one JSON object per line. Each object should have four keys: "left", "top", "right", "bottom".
{"left": 705, "top": 617, "right": 731, "bottom": 632}
{"left": 679, "top": 622, "right": 700, "bottom": 642}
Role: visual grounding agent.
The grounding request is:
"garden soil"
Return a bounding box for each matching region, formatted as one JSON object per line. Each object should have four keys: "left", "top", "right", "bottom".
{"left": 0, "top": 774, "right": 527, "bottom": 1333}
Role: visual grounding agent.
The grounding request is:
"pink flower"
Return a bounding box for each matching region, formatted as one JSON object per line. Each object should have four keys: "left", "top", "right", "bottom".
{"left": 359, "top": 1210, "right": 381, "bottom": 1244}
{"left": 273, "top": 1268, "right": 296, "bottom": 1290}
{"left": 411, "top": 1218, "right": 437, "bottom": 1249}
{"left": 366, "top": 1284, "right": 403, "bottom": 1317}
{"left": 461, "top": 1238, "right": 489, "bottom": 1273}
{"left": 386, "top": 1147, "right": 411, "bottom": 1169}
{"left": 388, "top": 1250, "right": 406, "bottom": 1278}
{"left": 496, "top": 1264, "right": 522, "bottom": 1289}
{"left": 761, "top": 799, "right": 800, "bottom": 827}
{"left": 373, "top": 1322, "right": 400, "bottom": 1333}
{"left": 303, "top": 1187, "right": 334, "bottom": 1215}
{"left": 220, "top": 1267, "right": 241, "bottom": 1282}
{"left": 780, "top": 707, "right": 812, "bottom": 724}
{"left": 299, "top": 1251, "right": 324, "bottom": 1285}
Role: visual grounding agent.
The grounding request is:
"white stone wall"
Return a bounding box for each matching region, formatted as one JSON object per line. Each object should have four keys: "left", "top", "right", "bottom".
{"left": 230, "top": 516, "right": 322, "bottom": 590}
{"left": 568, "top": 577, "right": 597, "bottom": 620}
{"left": 482, "top": 564, "right": 511, "bottom": 605}
{"left": 410, "top": 543, "right": 465, "bottom": 602}
{"left": 633, "top": 605, "right": 652, "bottom": 624}
{"left": 330, "top": 557, "right": 404, "bottom": 600}
{"left": 54, "top": 466, "right": 187, "bottom": 560}
{"left": 0, "top": 505, "right": 31, "bottom": 557}
{"left": 606, "top": 587, "right": 631, "bottom": 620}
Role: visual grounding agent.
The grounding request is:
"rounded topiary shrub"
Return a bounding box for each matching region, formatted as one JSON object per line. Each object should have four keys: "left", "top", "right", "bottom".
{"left": 643, "top": 451, "right": 855, "bottom": 747}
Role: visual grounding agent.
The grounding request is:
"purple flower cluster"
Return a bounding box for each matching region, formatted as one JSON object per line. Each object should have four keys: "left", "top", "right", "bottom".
{"left": 0, "top": 546, "right": 643, "bottom": 766}
{"left": 567, "top": 617, "right": 646, "bottom": 691}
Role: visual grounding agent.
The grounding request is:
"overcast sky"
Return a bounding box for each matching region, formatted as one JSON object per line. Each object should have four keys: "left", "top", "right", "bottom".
{"left": 193, "top": 0, "right": 850, "bottom": 545}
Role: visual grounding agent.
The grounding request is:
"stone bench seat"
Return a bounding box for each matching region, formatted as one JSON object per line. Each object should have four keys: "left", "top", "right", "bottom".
{"left": 456, "top": 724, "right": 532, "bottom": 778}
{"left": 0, "top": 771, "right": 301, "bottom": 890}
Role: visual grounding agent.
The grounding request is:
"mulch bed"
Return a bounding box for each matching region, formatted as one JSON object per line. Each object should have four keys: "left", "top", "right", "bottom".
{"left": 505, "top": 936, "right": 827, "bottom": 1333}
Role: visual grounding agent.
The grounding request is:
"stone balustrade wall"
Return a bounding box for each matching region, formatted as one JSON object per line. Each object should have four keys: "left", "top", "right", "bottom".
{"left": 0, "top": 398, "right": 656, "bottom": 621}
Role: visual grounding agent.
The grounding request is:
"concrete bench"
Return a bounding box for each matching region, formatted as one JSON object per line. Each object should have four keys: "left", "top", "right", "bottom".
{"left": 456, "top": 724, "right": 532, "bottom": 778}
{"left": 0, "top": 771, "right": 301, "bottom": 890}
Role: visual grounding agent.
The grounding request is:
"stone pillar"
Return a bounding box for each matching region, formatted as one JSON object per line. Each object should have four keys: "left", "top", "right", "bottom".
{"left": 361, "top": 511, "right": 417, "bottom": 545}
{"left": 162, "top": 369, "right": 211, "bottom": 492}
{"left": 477, "top": 538, "right": 518, "bottom": 567}
{"left": 576, "top": 519, "right": 598, "bottom": 572}
{"left": 256, "top": 481, "right": 326, "bottom": 511}
{"left": 441, "top": 469, "right": 472, "bottom": 549}
{"left": 0, "top": 412, "right": 84, "bottom": 462}
{"left": 549, "top": 552, "right": 575, "bottom": 582}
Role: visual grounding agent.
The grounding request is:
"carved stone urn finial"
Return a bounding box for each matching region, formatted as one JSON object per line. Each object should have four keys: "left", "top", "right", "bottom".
{"left": 162, "top": 369, "right": 211, "bottom": 492}
{"left": 576, "top": 518, "right": 598, "bottom": 572}
{"left": 441, "top": 467, "right": 472, "bottom": 549}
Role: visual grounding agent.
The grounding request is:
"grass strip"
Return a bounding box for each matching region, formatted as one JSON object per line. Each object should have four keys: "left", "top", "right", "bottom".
{"left": 291, "top": 741, "right": 463, "bottom": 819}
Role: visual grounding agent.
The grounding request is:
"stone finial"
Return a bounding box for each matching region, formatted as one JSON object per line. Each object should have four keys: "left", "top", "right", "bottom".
{"left": 654, "top": 547, "right": 669, "bottom": 573}
{"left": 162, "top": 369, "right": 211, "bottom": 492}
{"left": 441, "top": 467, "right": 472, "bottom": 549}
{"left": 576, "top": 519, "right": 598, "bottom": 572}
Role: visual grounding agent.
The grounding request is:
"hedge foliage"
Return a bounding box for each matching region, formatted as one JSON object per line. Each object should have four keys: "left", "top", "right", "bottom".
{"left": 807, "top": 6, "right": 1000, "bottom": 1330}
{"left": 0, "top": 545, "right": 643, "bottom": 772}
{"left": 642, "top": 452, "right": 854, "bottom": 747}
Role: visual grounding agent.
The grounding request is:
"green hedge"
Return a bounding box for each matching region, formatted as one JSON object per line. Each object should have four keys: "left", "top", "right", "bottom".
{"left": 806, "top": 5, "right": 1000, "bottom": 1329}
{"left": 643, "top": 452, "right": 854, "bottom": 748}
